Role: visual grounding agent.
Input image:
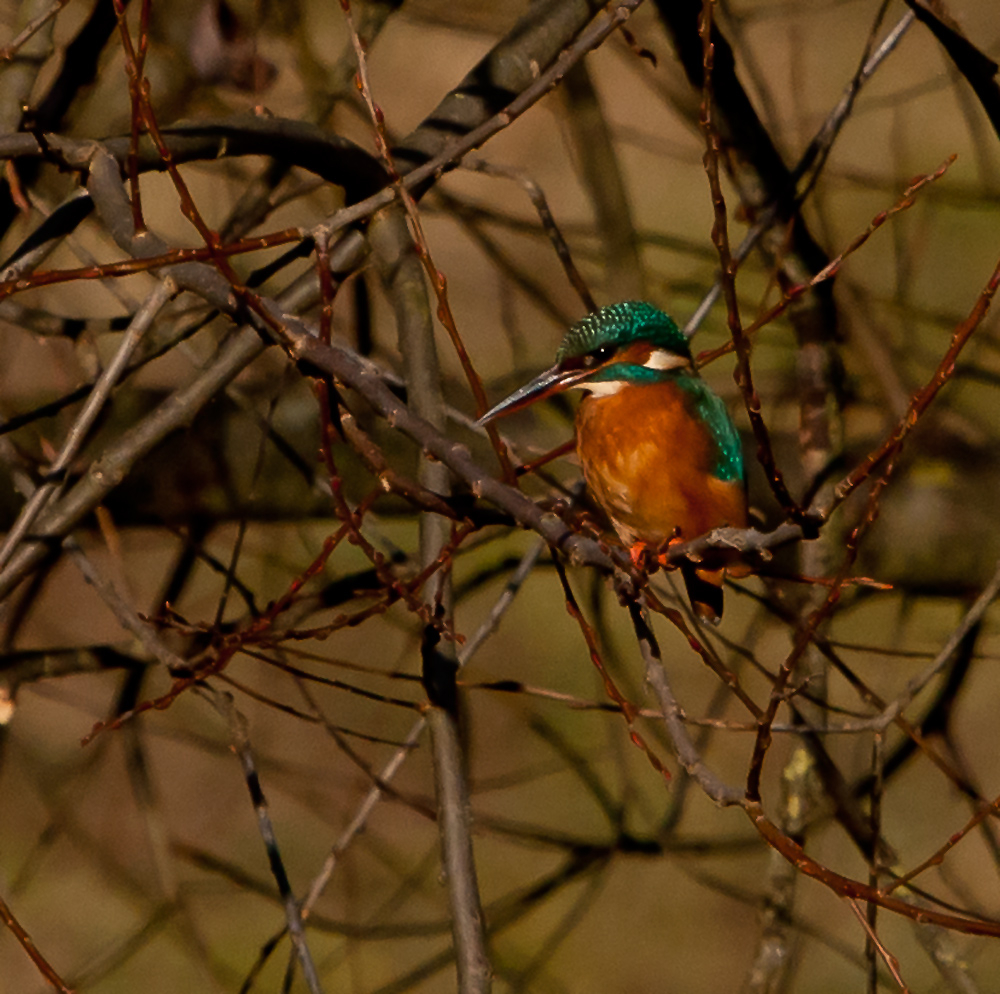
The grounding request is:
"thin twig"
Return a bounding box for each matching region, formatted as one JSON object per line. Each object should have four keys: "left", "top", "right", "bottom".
{"left": 873, "top": 558, "right": 1000, "bottom": 732}
{"left": 628, "top": 599, "right": 744, "bottom": 806}
{"left": 462, "top": 158, "right": 596, "bottom": 313}
{"left": 0, "top": 889, "right": 74, "bottom": 994}
{"left": 830, "top": 248, "right": 1000, "bottom": 511}
{"left": 846, "top": 896, "right": 910, "bottom": 992}
{"left": 697, "top": 1, "right": 802, "bottom": 522}
{"left": 0, "top": 0, "right": 70, "bottom": 62}
{"left": 684, "top": 9, "right": 915, "bottom": 336}
{"left": 209, "top": 690, "right": 324, "bottom": 994}
{"left": 287, "top": 541, "right": 546, "bottom": 956}
{"left": 0, "top": 279, "right": 175, "bottom": 574}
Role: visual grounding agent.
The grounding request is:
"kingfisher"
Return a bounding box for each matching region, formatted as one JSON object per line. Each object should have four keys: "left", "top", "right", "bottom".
{"left": 479, "top": 301, "right": 747, "bottom": 623}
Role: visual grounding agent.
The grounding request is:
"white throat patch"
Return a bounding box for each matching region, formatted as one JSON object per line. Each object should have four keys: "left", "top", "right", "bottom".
{"left": 580, "top": 380, "right": 625, "bottom": 397}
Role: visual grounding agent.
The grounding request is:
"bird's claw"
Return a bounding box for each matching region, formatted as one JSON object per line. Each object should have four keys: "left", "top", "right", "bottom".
{"left": 629, "top": 535, "right": 684, "bottom": 573}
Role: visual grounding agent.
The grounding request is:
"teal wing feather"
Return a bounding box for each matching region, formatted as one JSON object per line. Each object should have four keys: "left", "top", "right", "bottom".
{"left": 676, "top": 376, "right": 744, "bottom": 484}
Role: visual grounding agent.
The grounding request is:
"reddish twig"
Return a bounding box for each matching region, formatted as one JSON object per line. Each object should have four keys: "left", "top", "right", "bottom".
{"left": 0, "top": 228, "right": 303, "bottom": 301}
{"left": 316, "top": 385, "right": 466, "bottom": 632}
{"left": 0, "top": 891, "right": 74, "bottom": 994}
{"left": 112, "top": 0, "right": 147, "bottom": 231}
{"left": 340, "top": 409, "right": 465, "bottom": 518}
{"left": 515, "top": 439, "right": 578, "bottom": 478}
{"left": 694, "top": 156, "right": 956, "bottom": 371}
{"left": 697, "top": 3, "right": 802, "bottom": 524}
{"left": 829, "top": 246, "right": 1000, "bottom": 512}
{"left": 845, "top": 897, "right": 911, "bottom": 992}
{"left": 642, "top": 587, "right": 762, "bottom": 719}
{"left": 883, "top": 793, "right": 1000, "bottom": 896}
{"left": 81, "top": 486, "right": 384, "bottom": 745}
{"left": 747, "top": 801, "right": 1000, "bottom": 937}
{"left": 553, "top": 559, "right": 672, "bottom": 782}
{"left": 339, "top": 0, "right": 515, "bottom": 484}
{"left": 745, "top": 449, "right": 899, "bottom": 803}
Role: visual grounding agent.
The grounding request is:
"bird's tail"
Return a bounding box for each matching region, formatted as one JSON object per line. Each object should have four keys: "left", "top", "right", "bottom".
{"left": 681, "top": 562, "right": 725, "bottom": 626}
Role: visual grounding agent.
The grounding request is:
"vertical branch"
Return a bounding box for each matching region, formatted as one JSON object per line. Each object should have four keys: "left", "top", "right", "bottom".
{"left": 691, "top": 4, "right": 845, "bottom": 987}
{"left": 684, "top": 9, "right": 915, "bottom": 337}
{"left": 210, "top": 690, "right": 324, "bottom": 994}
{"left": 745, "top": 458, "right": 896, "bottom": 806}
{"left": 111, "top": 0, "right": 147, "bottom": 231}
{"left": 341, "top": 0, "right": 510, "bottom": 476}
{"left": 425, "top": 701, "right": 493, "bottom": 994}
{"left": 866, "top": 732, "right": 886, "bottom": 994}
{"left": 340, "top": 7, "right": 493, "bottom": 990}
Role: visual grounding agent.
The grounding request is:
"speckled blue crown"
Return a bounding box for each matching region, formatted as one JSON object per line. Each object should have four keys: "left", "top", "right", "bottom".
{"left": 556, "top": 301, "right": 690, "bottom": 363}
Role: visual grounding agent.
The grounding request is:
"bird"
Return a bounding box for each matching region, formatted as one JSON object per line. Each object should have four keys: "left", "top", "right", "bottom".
{"left": 478, "top": 301, "right": 747, "bottom": 623}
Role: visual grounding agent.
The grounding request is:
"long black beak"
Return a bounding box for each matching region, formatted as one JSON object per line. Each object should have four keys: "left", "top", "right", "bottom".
{"left": 476, "top": 364, "right": 591, "bottom": 426}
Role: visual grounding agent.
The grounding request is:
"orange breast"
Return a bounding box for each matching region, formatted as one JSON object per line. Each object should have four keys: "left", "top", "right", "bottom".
{"left": 576, "top": 381, "right": 746, "bottom": 547}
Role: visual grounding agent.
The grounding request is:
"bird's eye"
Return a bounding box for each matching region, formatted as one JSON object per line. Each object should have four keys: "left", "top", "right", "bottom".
{"left": 587, "top": 344, "right": 616, "bottom": 366}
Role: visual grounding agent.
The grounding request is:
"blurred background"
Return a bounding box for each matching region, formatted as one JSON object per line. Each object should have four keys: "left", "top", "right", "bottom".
{"left": 1, "top": 0, "right": 1000, "bottom": 991}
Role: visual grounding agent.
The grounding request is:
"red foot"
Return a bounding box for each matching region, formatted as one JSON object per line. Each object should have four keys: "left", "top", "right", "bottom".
{"left": 628, "top": 541, "right": 651, "bottom": 570}
{"left": 653, "top": 535, "right": 686, "bottom": 571}
{"left": 629, "top": 535, "right": 685, "bottom": 573}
